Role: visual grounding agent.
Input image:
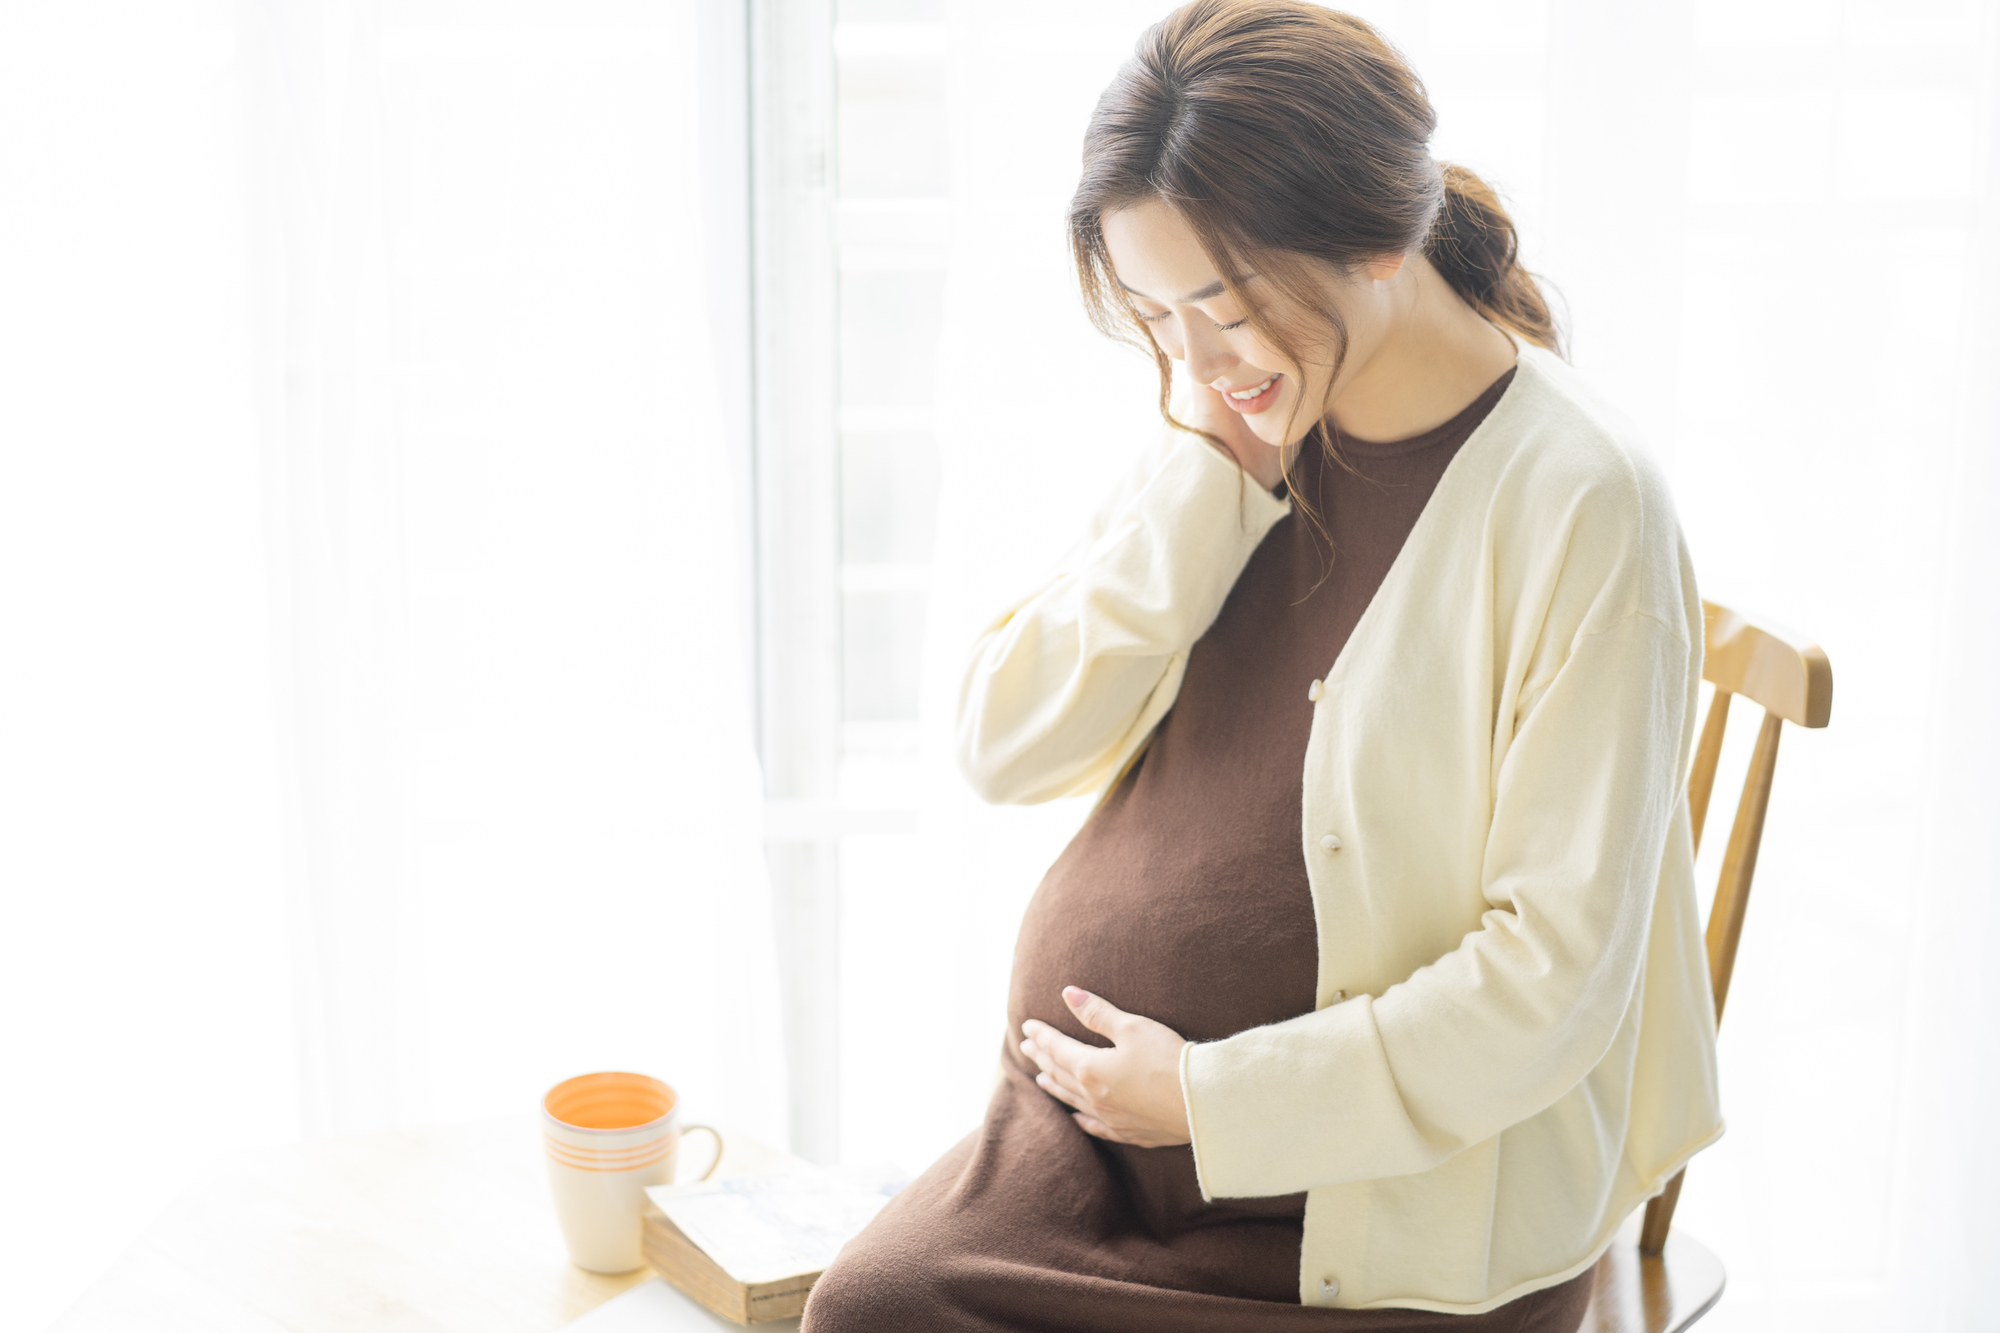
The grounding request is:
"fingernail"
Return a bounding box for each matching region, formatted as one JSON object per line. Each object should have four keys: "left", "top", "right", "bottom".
{"left": 1064, "top": 987, "right": 1089, "bottom": 1007}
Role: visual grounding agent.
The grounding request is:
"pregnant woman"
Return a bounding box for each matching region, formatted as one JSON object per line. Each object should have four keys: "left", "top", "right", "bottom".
{"left": 805, "top": 2, "right": 1721, "bottom": 1329}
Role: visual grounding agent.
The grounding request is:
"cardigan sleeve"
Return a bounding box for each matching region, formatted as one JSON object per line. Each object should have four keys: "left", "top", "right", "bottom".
{"left": 1181, "top": 605, "right": 1697, "bottom": 1196}
{"left": 955, "top": 429, "right": 1289, "bottom": 805}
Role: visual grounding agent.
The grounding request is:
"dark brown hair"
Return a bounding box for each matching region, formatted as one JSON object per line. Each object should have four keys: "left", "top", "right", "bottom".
{"left": 1069, "top": 0, "right": 1560, "bottom": 473}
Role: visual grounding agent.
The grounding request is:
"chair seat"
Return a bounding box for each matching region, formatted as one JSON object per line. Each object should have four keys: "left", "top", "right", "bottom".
{"left": 1578, "top": 1224, "right": 1726, "bottom": 1333}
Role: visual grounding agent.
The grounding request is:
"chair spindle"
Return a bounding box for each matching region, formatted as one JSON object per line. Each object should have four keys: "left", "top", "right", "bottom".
{"left": 1640, "top": 703, "right": 1785, "bottom": 1253}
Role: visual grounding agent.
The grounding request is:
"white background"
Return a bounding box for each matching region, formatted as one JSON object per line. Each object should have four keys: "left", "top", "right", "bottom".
{"left": 1, "top": 2, "right": 784, "bottom": 1328}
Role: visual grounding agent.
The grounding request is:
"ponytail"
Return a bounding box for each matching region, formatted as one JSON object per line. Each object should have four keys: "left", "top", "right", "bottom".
{"left": 1425, "top": 164, "right": 1562, "bottom": 354}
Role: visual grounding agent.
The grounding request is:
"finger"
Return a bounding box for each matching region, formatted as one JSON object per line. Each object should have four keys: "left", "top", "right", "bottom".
{"left": 1021, "top": 1038, "right": 1094, "bottom": 1103}
{"left": 1019, "top": 1039, "right": 1091, "bottom": 1104}
{"left": 1063, "top": 987, "right": 1128, "bottom": 1041}
{"left": 1023, "top": 1020, "right": 1102, "bottom": 1077}
{"left": 1035, "top": 1070, "right": 1086, "bottom": 1111}
{"left": 1072, "top": 1111, "right": 1124, "bottom": 1143}
{"left": 1018, "top": 1025, "right": 1060, "bottom": 1072}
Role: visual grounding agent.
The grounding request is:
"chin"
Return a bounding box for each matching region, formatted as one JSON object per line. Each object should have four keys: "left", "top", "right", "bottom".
{"left": 1250, "top": 409, "right": 1305, "bottom": 451}
{"left": 1247, "top": 395, "right": 1306, "bottom": 448}
{"left": 1242, "top": 409, "right": 1288, "bottom": 450}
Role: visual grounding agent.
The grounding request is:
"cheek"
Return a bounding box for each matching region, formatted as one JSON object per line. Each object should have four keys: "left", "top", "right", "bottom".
{"left": 1237, "top": 333, "right": 1286, "bottom": 373}
{"left": 1231, "top": 329, "right": 1310, "bottom": 384}
{"left": 1151, "top": 323, "right": 1186, "bottom": 359}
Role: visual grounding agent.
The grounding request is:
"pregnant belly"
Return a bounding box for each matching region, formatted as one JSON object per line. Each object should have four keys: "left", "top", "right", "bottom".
{"left": 1005, "top": 797, "right": 1320, "bottom": 1057}
{"left": 1002, "top": 778, "right": 1320, "bottom": 1234}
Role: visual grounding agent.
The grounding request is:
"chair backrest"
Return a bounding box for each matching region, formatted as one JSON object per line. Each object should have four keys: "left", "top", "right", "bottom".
{"left": 1637, "top": 599, "right": 1833, "bottom": 1254}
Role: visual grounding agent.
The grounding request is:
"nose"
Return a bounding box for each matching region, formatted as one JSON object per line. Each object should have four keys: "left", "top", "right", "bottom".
{"left": 1181, "top": 321, "right": 1236, "bottom": 389}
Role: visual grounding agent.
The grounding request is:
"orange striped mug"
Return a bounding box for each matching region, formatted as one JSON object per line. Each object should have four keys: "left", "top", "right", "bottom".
{"left": 542, "top": 1071, "right": 723, "bottom": 1273}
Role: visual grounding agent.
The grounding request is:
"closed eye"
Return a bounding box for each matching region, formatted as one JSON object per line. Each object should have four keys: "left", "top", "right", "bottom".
{"left": 1134, "top": 310, "right": 1245, "bottom": 330}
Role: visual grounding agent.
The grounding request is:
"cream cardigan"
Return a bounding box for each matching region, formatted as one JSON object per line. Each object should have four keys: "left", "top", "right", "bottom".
{"left": 954, "top": 345, "right": 1723, "bottom": 1314}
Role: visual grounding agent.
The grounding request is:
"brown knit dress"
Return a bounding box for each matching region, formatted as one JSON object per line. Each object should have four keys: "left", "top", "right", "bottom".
{"left": 805, "top": 369, "right": 1594, "bottom": 1332}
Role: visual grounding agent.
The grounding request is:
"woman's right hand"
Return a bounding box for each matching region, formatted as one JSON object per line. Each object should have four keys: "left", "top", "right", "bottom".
{"left": 1186, "top": 383, "right": 1288, "bottom": 492}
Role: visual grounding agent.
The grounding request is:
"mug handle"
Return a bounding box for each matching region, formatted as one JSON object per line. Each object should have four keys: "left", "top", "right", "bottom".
{"left": 679, "top": 1123, "right": 724, "bottom": 1182}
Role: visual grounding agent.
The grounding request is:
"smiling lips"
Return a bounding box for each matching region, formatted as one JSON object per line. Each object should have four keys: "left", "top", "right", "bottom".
{"left": 1216, "top": 372, "right": 1282, "bottom": 415}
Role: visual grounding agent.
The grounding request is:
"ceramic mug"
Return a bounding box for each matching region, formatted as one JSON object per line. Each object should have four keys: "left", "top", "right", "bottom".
{"left": 542, "top": 1071, "right": 723, "bottom": 1273}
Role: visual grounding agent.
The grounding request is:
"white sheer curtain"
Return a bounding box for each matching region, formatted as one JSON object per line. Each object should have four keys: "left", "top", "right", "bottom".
{"left": 1, "top": 1, "right": 782, "bottom": 1326}
{"left": 894, "top": 0, "right": 2000, "bottom": 1327}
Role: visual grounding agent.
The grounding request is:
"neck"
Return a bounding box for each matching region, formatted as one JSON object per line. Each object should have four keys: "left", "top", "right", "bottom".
{"left": 1324, "top": 253, "right": 1519, "bottom": 444}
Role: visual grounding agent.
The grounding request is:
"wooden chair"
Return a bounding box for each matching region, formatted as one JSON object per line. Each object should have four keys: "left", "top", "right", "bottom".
{"left": 1578, "top": 599, "right": 1834, "bottom": 1333}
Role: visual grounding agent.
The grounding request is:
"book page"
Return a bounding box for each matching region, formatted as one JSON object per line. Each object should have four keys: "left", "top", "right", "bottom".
{"left": 647, "top": 1167, "right": 905, "bottom": 1286}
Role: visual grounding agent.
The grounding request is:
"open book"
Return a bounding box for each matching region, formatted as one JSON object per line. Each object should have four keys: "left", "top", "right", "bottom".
{"left": 642, "top": 1167, "right": 905, "bottom": 1325}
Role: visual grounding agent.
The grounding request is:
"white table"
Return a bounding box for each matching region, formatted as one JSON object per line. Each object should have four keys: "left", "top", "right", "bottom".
{"left": 52, "top": 1118, "right": 801, "bottom": 1333}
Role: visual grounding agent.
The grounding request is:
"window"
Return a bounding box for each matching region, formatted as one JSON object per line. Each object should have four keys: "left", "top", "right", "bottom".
{"left": 751, "top": 0, "right": 957, "bottom": 1165}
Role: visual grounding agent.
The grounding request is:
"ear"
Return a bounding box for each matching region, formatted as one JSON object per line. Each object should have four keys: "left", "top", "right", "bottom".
{"left": 1361, "top": 250, "right": 1409, "bottom": 286}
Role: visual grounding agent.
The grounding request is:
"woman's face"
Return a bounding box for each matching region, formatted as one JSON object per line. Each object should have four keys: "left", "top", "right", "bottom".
{"left": 1101, "top": 197, "right": 1401, "bottom": 449}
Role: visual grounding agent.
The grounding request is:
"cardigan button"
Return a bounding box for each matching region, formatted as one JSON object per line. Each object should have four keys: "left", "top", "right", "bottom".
{"left": 1307, "top": 679, "right": 1323, "bottom": 702}
{"left": 1320, "top": 1276, "right": 1341, "bottom": 1298}
{"left": 1319, "top": 833, "right": 1342, "bottom": 854}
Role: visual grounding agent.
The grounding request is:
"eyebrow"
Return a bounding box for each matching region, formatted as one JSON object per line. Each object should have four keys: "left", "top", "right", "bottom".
{"left": 1116, "top": 276, "right": 1238, "bottom": 303}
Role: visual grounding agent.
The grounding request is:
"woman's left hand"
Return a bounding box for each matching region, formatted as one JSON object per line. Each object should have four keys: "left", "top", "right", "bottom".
{"left": 1020, "top": 987, "right": 1191, "bottom": 1148}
